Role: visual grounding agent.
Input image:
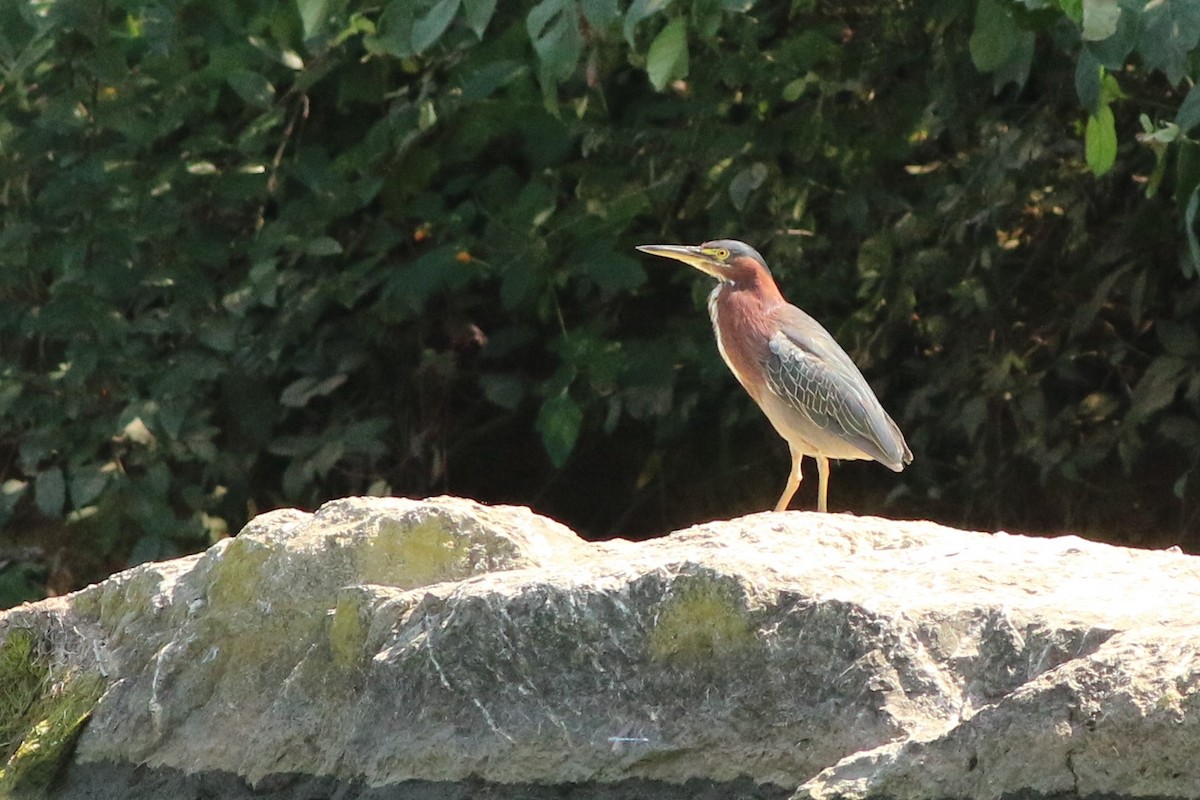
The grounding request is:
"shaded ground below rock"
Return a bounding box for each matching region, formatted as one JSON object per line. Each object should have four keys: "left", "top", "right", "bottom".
{"left": 52, "top": 762, "right": 1173, "bottom": 800}
{"left": 53, "top": 763, "right": 793, "bottom": 800}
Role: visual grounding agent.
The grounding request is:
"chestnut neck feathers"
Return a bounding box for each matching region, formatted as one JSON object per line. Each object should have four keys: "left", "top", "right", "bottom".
{"left": 706, "top": 260, "right": 785, "bottom": 403}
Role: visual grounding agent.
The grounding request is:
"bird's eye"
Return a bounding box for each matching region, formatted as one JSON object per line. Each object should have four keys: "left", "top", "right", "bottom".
{"left": 715, "top": 248, "right": 730, "bottom": 260}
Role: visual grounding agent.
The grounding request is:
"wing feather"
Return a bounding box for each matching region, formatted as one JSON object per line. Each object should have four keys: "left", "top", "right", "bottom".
{"left": 763, "top": 307, "right": 911, "bottom": 469}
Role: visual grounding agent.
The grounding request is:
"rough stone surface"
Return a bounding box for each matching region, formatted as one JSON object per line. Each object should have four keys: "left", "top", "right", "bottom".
{"left": 2, "top": 495, "right": 1199, "bottom": 799}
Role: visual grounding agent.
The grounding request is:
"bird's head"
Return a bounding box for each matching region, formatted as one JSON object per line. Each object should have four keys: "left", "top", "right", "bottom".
{"left": 636, "top": 239, "right": 771, "bottom": 285}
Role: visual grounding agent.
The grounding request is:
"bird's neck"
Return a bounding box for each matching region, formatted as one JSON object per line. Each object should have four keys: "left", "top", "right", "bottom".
{"left": 707, "top": 279, "right": 785, "bottom": 402}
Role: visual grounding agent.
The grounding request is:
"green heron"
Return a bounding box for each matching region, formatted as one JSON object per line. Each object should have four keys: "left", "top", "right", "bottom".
{"left": 637, "top": 239, "right": 912, "bottom": 512}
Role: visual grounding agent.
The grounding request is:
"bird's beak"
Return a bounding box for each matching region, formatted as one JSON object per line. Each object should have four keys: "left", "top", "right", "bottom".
{"left": 636, "top": 244, "right": 728, "bottom": 281}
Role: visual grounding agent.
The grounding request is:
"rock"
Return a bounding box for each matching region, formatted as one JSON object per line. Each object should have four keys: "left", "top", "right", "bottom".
{"left": 1, "top": 495, "right": 1199, "bottom": 800}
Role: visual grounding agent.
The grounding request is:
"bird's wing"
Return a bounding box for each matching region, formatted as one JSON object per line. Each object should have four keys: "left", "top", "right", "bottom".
{"left": 763, "top": 305, "right": 910, "bottom": 469}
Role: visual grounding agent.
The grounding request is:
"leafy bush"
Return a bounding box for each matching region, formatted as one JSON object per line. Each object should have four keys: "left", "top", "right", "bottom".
{"left": 2, "top": 0, "right": 1200, "bottom": 603}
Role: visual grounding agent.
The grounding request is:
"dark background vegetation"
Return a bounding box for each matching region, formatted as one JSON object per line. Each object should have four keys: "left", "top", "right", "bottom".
{"left": 3, "top": 0, "right": 1200, "bottom": 606}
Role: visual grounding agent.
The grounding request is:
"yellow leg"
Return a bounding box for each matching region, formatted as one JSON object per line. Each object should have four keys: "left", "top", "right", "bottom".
{"left": 815, "top": 455, "right": 830, "bottom": 513}
{"left": 774, "top": 447, "right": 803, "bottom": 512}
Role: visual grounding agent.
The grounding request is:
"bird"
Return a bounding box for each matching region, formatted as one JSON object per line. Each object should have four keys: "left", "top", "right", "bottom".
{"left": 636, "top": 239, "right": 912, "bottom": 513}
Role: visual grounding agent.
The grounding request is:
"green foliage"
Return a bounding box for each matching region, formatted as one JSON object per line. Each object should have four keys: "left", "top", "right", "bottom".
{"left": 2, "top": 0, "right": 1200, "bottom": 603}
{"left": 646, "top": 16, "right": 689, "bottom": 91}
{"left": 975, "top": 0, "right": 1200, "bottom": 264}
{"left": 0, "top": 561, "right": 46, "bottom": 609}
{"left": 1086, "top": 104, "right": 1117, "bottom": 176}
{"left": 537, "top": 393, "right": 583, "bottom": 468}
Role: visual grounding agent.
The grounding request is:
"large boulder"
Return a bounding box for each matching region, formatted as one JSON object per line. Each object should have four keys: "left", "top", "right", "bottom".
{"left": 1, "top": 496, "right": 1198, "bottom": 799}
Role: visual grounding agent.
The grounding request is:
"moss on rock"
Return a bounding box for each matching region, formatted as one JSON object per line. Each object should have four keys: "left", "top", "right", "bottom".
{"left": 0, "top": 629, "right": 105, "bottom": 798}
{"left": 648, "top": 576, "right": 757, "bottom": 665}
{"left": 362, "top": 518, "right": 470, "bottom": 588}
{"left": 207, "top": 538, "right": 272, "bottom": 611}
{"left": 0, "top": 630, "right": 45, "bottom": 752}
{"left": 329, "top": 592, "right": 369, "bottom": 670}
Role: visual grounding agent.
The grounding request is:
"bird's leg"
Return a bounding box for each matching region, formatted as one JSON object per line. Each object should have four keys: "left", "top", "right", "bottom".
{"left": 774, "top": 446, "right": 803, "bottom": 512}
{"left": 815, "top": 455, "right": 830, "bottom": 513}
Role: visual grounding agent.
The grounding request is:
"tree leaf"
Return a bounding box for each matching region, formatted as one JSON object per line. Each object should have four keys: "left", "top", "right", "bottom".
{"left": 1129, "top": 356, "right": 1185, "bottom": 423}
{"left": 69, "top": 465, "right": 109, "bottom": 508}
{"left": 969, "top": 0, "right": 1019, "bottom": 72}
{"left": 581, "top": 0, "right": 620, "bottom": 34}
{"left": 587, "top": 253, "right": 647, "bottom": 296}
{"left": 500, "top": 259, "right": 545, "bottom": 310}
{"left": 1058, "top": 0, "right": 1083, "bottom": 24}
{"left": 527, "top": 0, "right": 582, "bottom": 81}
{"left": 480, "top": 373, "right": 525, "bottom": 410}
{"left": 1, "top": 479, "right": 29, "bottom": 517}
{"left": 782, "top": 75, "right": 817, "bottom": 102}
{"left": 1081, "top": 0, "right": 1120, "bottom": 41}
{"left": 1074, "top": 50, "right": 1101, "bottom": 113}
{"left": 304, "top": 236, "right": 344, "bottom": 256}
{"left": 128, "top": 535, "right": 176, "bottom": 566}
{"left": 1070, "top": 263, "right": 1129, "bottom": 337}
{"left": 280, "top": 374, "right": 348, "bottom": 407}
{"left": 623, "top": 0, "right": 671, "bottom": 45}
{"left": 122, "top": 417, "right": 157, "bottom": 447}
{"left": 366, "top": 0, "right": 415, "bottom": 58}
{"left": 988, "top": 28, "right": 1034, "bottom": 91}
{"left": 412, "top": 0, "right": 460, "bottom": 54}
{"left": 295, "top": 0, "right": 330, "bottom": 39}
{"left": 0, "top": 376, "right": 22, "bottom": 418}
{"left": 35, "top": 467, "right": 65, "bottom": 517}
{"left": 1177, "top": 82, "right": 1200, "bottom": 134}
{"left": 1157, "top": 321, "right": 1200, "bottom": 357}
{"left": 1097, "top": 69, "right": 1122, "bottom": 106}
{"left": 1185, "top": 185, "right": 1200, "bottom": 278}
{"left": 537, "top": 393, "right": 583, "bottom": 467}
{"left": 269, "top": 435, "right": 320, "bottom": 457}
{"left": 1140, "top": 0, "right": 1200, "bottom": 85}
{"left": 729, "top": 162, "right": 768, "bottom": 211}
{"left": 457, "top": 60, "right": 529, "bottom": 100}
{"left": 692, "top": 0, "right": 724, "bottom": 38}
{"left": 646, "top": 17, "right": 689, "bottom": 91}
{"left": 1177, "top": 136, "right": 1200, "bottom": 207}
{"left": 1082, "top": 6, "right": 1137, "bottom": 68}
{"left": 1085, "top": 104, "right": 1116, "bottom": 177}
{"left": 310, "top": 440, "right": 345, "bottom": 476}
{"left": 462, "top": 0, "right": 496, "bottom": 37}
{"left": 969, "top": 0, "right": 1034, "bottom": 90}
{"left": 341, "top": 418, "right": 391, "bottom": 457}
{"left": 527, "top": 0, "right": 566, "bottom": 45}
{"left": 226, "top": 70, "right": 276, "bottom": 110}
{"left": 383, "top": 246, "right": 464, "bottom": 311}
